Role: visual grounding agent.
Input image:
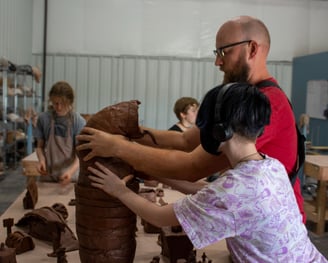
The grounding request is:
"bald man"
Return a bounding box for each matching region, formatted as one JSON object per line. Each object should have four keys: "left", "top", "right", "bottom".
{"left": 77, "top": 16, "right": 305, "bottom": 223}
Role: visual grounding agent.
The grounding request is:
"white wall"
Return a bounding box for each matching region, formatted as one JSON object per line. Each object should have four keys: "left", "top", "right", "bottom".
{"left": 31, "top": 54, "right": 292, "bottom": 129}
{"left": 0, "top": 1, "right": 326, "bottom": 137}
{"left": 30, "top": 0, "right": 328, "bottom": 129}
{"left": 0, "top": 0, "right": 33, "bottom": 64}
{"left": 32, "top": 0, "right": 328, "bottom": 61}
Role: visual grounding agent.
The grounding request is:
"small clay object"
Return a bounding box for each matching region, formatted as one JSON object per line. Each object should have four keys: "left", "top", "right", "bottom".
{"left": 143, "top": 221, "right": 161, "bottom": 234}
{"left": 195, "top": 252, "right": 212, "bottom": 263}
{"left": 5, "top": 231, "right": 35, "bottom": 254}
{"left": 3, "top": 218, "right": 35, "bottom": 254}
{"left": 201, "top": 252, "right": 207, "bottom": 262}
{"left": 47, "top": 222, "right": 65, "bottom": 257}
{"left": 23, "top": 178, "right": 38, "bottom": 209}
{"left": 16, "top": 206, "right": 78, "bottom": 252}
{"left": 155, "top": 188, "right": 164, "bottom": 197}
{"left": 56, "top": 247, "right": 68, "bottom": 263}
{"left": 139, "top": 188, "right": 157, "bottom": 202}
{"left": 171, "top": 225, "right": 182, "bottom": 233}
{"left": 158, "top": 197, "right": 168, "bottom": 206}
{"left": 160, "top": 226, "right": 194, "bottom": 263}
{"left": 144, "top": 180, "right": 159, "bottom": 187}
{"left": 68, "top": 199, "right": 76, "bottom": 206}
{"left": 0, "top": 243, "right": 17, "bottom": 263}
{"left": 150, "top": 255, "right": 160, "bottom": 263}
{"left": 187, "top": 249, "right": 197, "bottom": 263}
{"left": 52, "top": 203, "right": 68, "bottom": 220}
{"left": 3, "top": 218, "right": 14, "bottom": 236}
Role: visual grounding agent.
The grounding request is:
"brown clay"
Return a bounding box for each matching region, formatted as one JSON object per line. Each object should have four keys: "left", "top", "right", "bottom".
{"left": 76, "top": 100, "right": 154, "bottom": 263}
{"left": 0, "top": 243, "right": 17, "bottom": 263}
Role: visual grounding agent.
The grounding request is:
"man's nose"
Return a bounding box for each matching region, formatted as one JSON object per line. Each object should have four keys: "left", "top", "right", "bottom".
{"left": 214, "top": 56, "right": 223, "bottom": 66}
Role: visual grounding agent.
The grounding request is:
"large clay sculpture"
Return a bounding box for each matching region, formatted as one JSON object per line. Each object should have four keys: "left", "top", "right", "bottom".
{"left": 76, "top": 100, "right": 153, "bottom": 263}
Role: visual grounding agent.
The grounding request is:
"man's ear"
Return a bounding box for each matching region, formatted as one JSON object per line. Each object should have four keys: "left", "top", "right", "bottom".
{"left": 249, "top": 40, "right": 258, "bottom": 59}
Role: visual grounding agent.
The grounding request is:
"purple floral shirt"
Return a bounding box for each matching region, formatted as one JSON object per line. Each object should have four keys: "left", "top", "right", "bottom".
{"left": 174, "top": 156, "right": 327, "bottom": 262}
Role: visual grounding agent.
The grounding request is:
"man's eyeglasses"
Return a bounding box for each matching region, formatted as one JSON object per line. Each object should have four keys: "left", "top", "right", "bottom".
{"left": 213, "top": 40, "right": 252, "bottom": 58}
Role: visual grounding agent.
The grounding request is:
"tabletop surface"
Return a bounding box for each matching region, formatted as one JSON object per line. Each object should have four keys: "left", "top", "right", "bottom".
{"left": 0, "top": 182, "right": 230, "bottom": 263}
{"left": 306, "top": 155, "right": 328, "bottom": 168}
{"left": 309, "top": 146, "right": 328, "bottom": 150}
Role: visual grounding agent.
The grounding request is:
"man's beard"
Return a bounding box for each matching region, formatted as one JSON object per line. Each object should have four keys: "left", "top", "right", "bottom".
{"left": 223, "top": 57, "right": 250, "bottom": 84}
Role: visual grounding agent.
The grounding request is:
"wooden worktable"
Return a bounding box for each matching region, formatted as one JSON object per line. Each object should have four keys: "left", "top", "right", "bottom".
{"left": 304, "top": 155, "right": 328, "bottom": 235}
{"left": 21, "top": 151, "right": 40, "bottom": 177}
{"left": 0, "top": 182, "right": 230, "bottom": 262}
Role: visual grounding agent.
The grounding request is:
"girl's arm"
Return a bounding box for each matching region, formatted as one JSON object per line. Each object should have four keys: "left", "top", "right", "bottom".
{"left": 88, "top": 162, "right": 179, "bottom": 227}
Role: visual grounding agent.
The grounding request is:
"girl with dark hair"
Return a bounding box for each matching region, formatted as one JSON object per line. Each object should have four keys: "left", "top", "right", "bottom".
{"left": 86, "top": 83, "right": 327, "bottom": 262}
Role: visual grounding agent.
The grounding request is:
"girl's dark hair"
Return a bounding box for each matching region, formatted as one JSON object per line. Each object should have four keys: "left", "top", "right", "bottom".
{"left": 220, "top": 83, "right": 271, "bottom": 140}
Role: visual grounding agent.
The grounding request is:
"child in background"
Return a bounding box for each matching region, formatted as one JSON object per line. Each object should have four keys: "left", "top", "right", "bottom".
{"left": 169, "top": 97, "right": 199, "bottom": 132}
{"left": 35, "top": 81, "right": 86, "bottom": 185}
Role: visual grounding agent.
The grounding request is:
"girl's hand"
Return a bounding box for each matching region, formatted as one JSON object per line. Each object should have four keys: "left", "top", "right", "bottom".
{"left": 88, "top": 162, "right": 133, "bottom": 197}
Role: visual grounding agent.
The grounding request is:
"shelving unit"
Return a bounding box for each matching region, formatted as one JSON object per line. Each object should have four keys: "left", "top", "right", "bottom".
{"left": 0, "top": 61, "right": 41, "bottom": 178}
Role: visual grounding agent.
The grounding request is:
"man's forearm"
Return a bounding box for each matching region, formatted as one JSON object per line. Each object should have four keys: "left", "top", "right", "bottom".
{"left": 115, "top": 140, "right": 228, "bottom": 181}
{"left": 76, "top": 126, "right": 229, "bottom": 181}
{"left": 136, "top": 126, "right": 199, "bottom": 152}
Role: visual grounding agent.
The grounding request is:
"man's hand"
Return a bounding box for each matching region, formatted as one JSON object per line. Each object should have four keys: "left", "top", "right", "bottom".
{"left": 76, "top": 127, "right": 126, "bottom": 161}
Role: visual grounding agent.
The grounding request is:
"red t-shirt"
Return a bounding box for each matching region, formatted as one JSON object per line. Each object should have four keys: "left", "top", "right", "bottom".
{"left": 256, "top": 78, "right": 305, "bottom": 223}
